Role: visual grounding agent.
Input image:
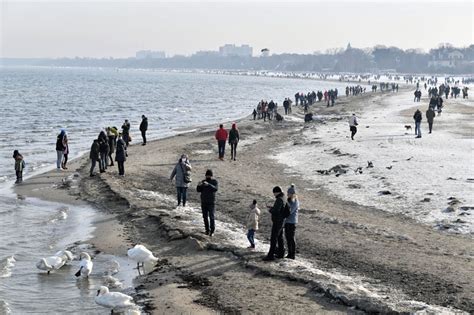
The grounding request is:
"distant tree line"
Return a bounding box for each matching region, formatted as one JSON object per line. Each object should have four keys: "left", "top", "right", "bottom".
{"left": 3, "top": 44, "right": 473, "bottom": 74}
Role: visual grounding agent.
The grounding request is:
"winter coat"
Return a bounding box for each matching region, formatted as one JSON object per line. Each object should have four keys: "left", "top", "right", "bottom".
{"left": 228, "top": 129, "right": 240, "bottom": 144}
{"left": 426, "top": 109, "right": 435, "bottom": 123}
{"left": 122, "top": 123, "right": 130, "bottom": 136}
{"left": 246, "top": 204, "right": 261, "bottom": 230}
{"left": 139, "top": 118, "right": 148, "bottom": 132}
{"left": 170, "top": 161, "right": 192, "bottom": 188}
{"left": 62, "top": 136, "right": 69, "bottom": 155}
{"left": 89, "top": 141, "right": 100, "bottom": 161}
{"left": 108, "top": 135, "right": 116, "bottom": 154}
{"left": 413, "top": 111, "right": 422, "bottom": 123}
{"left": 99, "top": 139, "right": 109, "bottom": 154}
{"left": 269, "top": 193, "right": 285, "bottom": 222}
{"left": 215, "top": 128, "right": 228, "bottom": 141}
{"left": 56, "top": 134, "right": 65, "bottom": 151}
{"left": 115, "top": 138, "right": 127, "bottom": 162}
{"left": 14, "top": 154, "right": 24, "bottom": 171}
{"left": 285, "top": 198, "right": 299, "bottom": 224}
{"left": 349, "top": 115, "right": 358, "bottom": 127}
{"left": 196, "top": 178, "right": 218, "bottom": 205}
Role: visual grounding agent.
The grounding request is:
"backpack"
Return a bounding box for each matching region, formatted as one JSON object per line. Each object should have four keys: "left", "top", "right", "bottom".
{"left": 282, "top": 201, "right": 291, "bottom": 218}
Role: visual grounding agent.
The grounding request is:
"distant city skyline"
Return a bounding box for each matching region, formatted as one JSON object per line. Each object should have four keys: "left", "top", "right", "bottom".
{"left": 1, "top": 1, "right": 472, "bottom": 58}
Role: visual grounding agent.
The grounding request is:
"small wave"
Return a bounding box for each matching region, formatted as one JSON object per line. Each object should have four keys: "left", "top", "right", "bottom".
{"left": 0, "top": 299, "right": 11, "bottom": 314}
{"left": 47, "top": 206, "right": 69, "bottom": 224}
{"left": 0, "top": 255, "right": 16, "bottom": 278}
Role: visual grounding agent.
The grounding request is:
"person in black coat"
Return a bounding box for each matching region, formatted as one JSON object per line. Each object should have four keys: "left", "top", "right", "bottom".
{"left": 413, "top": 109, "right": 422, "bottom": 138}
{"left": 263, "top": 186, "right": 286, "bottom": 261}
{"left": 89, "top": 139, "right": 100, "bottom": 177}
{"left": 115, "top": 134, "right": 127, "bottom": 176}
{"left": 196, "top": 169, "right": 218, "bottom": 236}
{"left": 139, "top": 115, "right": 148, "bottom": 145}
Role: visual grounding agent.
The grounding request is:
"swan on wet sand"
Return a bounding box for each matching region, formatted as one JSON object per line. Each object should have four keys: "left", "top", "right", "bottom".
{"left": 55, "top": 250, "right": 74, "bottom": 264}
{"left": 36, "top": 256, "right": 66, "bottom": 274}
{"left": 127, "top": 245, "right": 158, "bottom": 274}
{"left": 95, "top": 286, "right": 135, "bottom": 313}
{"left": 75, "top": 252, "right": 93, "bottom": 278}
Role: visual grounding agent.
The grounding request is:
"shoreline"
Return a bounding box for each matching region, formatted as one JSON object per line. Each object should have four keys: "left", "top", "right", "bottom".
{"left": 14, "top": 89, "right": 473, "bottom": 313}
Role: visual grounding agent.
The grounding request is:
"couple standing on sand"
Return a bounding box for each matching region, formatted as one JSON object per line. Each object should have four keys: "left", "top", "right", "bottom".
{"left": 215, "top": 123, "right": 240, "bottom": 161}
{"left": 170, "top": 155, "right": 218, "bottom": 237}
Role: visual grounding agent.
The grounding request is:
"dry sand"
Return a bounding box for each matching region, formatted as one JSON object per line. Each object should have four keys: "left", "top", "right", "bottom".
{"left": 16, "top": 89, "right": 473, "bottom": 313}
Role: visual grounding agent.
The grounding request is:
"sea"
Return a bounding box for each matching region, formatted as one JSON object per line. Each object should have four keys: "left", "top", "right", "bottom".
{"left": 0, "top": 66, "right": 353, "bottom": 314}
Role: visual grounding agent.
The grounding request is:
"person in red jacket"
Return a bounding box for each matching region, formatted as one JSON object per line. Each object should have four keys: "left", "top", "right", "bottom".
{"left": 215, "top": 124, "right": 228, "bottom": 160}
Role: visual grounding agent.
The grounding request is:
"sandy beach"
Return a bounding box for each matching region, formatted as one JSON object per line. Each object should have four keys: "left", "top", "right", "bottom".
{"left": 15, "top": 88, "right": 473, "bottom": 313}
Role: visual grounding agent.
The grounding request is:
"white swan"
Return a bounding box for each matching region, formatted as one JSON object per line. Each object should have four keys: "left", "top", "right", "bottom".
{"left": 75, "top": 252, "right": 93, "bottom": 278}
{"left": 36, "top": 256, "right": 66, "bottom": 274}
{"left": 95, "top": 286, "right": 134, "bottom": 313}
{"left": 127, "top": 245, "right": 158, "bottom": 273}
{"left": 54, "top": 250, "right": 74, "bottom": 264}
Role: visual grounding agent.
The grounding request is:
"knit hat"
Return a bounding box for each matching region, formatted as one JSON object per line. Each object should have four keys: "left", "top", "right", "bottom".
{"left": 287, "top": 184, "right": 296, "bottom": 195}
{"left": 205, "top": 169, "right": 213, "bottom": 177}
{"left": 272, "top": 186, "right": 282, "bottom": 194}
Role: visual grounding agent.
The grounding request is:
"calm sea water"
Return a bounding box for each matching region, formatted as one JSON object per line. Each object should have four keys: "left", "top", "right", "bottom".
{"left": 0, "top": 66, "right": 354, "bottom": 314}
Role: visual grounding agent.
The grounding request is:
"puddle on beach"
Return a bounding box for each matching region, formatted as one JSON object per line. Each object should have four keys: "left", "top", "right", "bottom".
{"left": 0, "top": 188, "right": 142, "bottom": 314}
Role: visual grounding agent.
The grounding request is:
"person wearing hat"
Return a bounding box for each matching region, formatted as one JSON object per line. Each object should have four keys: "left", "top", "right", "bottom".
{"left": 139, "top": 115, "right": 148, "bottom": 145}
{"left": 196, "top": 169, "right": 218, "bottom": 236}
{"left": 285, "top": 184, "right": 299, "bottom": 260}
{"left": 170, "top": 154, "right": 192, "bottom": 207}
{"left": 263, "top": 186, "right": 286, "bottom": 261}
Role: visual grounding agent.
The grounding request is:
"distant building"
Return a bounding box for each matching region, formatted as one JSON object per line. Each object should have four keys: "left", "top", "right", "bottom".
{"left": 261, "top": 48, "right": 270, "bottom": 57}
{"left": 193, "top": 50, "right": 220, "bottom": 57}
{"left": 135, "top": 50, "right": 166, "bottom": 59}
{"left": 428, "top": 49, "right": 464, "bottom": 68}
{"left": 218, "top": 44, "right": 253, "bottom": 57}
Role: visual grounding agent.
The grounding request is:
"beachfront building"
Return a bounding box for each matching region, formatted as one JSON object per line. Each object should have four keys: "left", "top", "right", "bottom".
{"left": 219, "top": 44, "right": 253, "bottom": 57}
{"left": 136, "top": 50, "right": 166, "bottom": 59}
{"left": 428, "top": 48, "right": 465, "bottom": 69}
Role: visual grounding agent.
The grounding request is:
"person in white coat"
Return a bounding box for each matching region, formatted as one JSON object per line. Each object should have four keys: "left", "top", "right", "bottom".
{"left": 246, "top": 200, "right": 261, "bottom": 249}
{"left": 349, "top": 113, "right": 358, "bottom": 140}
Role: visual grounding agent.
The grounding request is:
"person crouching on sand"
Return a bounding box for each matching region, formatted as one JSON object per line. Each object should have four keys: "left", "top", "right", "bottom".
{"left": 246, "top": 199, "right": 260, "bottom": 249}
{"left": 285, "top": 184, "right": 299, "bottom": 260}
{"left": 215, "top": 124, "right": 228, "bottom": 161}
{"left": 115, "top": 133, "right": 127, "bottom": 177}
{"left": 170, "top": 154, "right": 192, "bottom": 207}
{"left": 196, "top": 169, "right": 218, "bottom": 236}
{"left": 13, "top": 150, "right": 25, "bottom": 184}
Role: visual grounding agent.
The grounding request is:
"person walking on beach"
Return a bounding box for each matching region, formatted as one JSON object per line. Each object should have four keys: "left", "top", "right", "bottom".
{"left": 170, "top": 154, "right": 192, "bottom": 207}
{"left": 139, "top": 115, "right": 148, "bottom": 146}
{"left": 252, "top": 109, "right": 257, "bottom": 120}
{"left": 62, "top": 133, "right": 69, "bottom": 170}
{"left": 349, "top": 113, "right": 358, "bottom": 140}
{"left": 107, "top": 127, "right": 117, "bottom": 166}
{"left": 55, "top": 129, "right": 66, "bottom": 170}
{"left": 115, "top": 134, "right": 127, "bottom": 177}
{"left": 413, "top": 109, "right": 422, "bottom": 138}
{"left": 426, "top": 107, "right": 435, "bottom": 134}
{"left": 196, "top": 169, "right": 218, "bottom": 236}
{"left": 89, "top": 139, "right": 100, "bottom": 177}
{"left": 13, "top": 150, "right": 25, "bottom": 184}
{"left": 215, "top": 124, "right": 228, "bottom": 161}
{"left": 246, "top": 199, "right": 261, "bottom": 249}
{"left": 285, "top": 185, "right": 299, "bottom": 260}
{"left": 228, "top": 123, "right": 240, "bottom": 161}
{"left": 122, "top": 120, "right": 131, "bottom": 147}
{"left": 263, "top": 186, "right": 286, "bottom": 261}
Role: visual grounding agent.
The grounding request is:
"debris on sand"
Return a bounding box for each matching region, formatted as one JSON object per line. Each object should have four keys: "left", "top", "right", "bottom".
{"left": 317, "top": 164, "right": 349, "bottom": 176}
{"left": 378, "top": 190, "right": 392, "bottom": 195}
{"left": 421, "top": 198, "right": 431, "bottom": 202}
{"left": 443, "top": 207, "right": 455, "bottom": 213}
{"left": 348, "top": 184, "right": 362, "bottom": 189}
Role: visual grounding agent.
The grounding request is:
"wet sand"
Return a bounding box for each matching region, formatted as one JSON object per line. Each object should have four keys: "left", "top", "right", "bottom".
{"left": 16, "top": 89, "right": 473, "bottom": 313}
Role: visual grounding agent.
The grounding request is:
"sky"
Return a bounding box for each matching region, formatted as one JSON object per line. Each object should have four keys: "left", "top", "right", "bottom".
{"left": 1, "top": 0, "right": 473, "bottom": 58}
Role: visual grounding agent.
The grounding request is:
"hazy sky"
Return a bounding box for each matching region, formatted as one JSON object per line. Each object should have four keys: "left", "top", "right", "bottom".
{"left": 1, "top": 0, "right": 473, "bottom": 58}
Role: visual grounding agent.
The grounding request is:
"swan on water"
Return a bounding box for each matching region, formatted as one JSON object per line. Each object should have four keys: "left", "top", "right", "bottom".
{"left": 127, "top": 245, "right": 158, "bottom": 273}
{"left": 95, "top": 286, "right": 135, "bottom": 313}
{"left": 75, "top": 252, "right": 93, "bottom": 278}
{"left": 55, "top": 250, "right": 74, "bottom": 264}
{"left": 36, "top": 256, "right": 66, "bottom": 274}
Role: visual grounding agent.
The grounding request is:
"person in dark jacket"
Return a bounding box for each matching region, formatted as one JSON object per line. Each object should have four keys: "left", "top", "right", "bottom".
{"left": 107, "top": 127, "right": 117, "bottom": 166}
{"left": 122, "top": 120, "right": 131, "bottom": 147}
{"left": 115, "top": 134, "right": 127, "bottom": 176}
{"left": 170, "top": 154, "right": 192, "bottom": 207}
{"left": 89, "top": 139, "right": 100, "bottom": 177}
{"left": 263, "top": 186, "right": 286, "bottom": 261}
{"left": 56, "top": 129, "right": 66, "bottom": 170}
{"left": 13, "top": 150, "right": 25, "bottom": 184}
{"left": 426, "top": 107, "right": 435, "bottom": 134}
{"left": 228, "top": 123, "right": 240, "bottom": 161}
{"left": 413, "top": 109, "right": 422, "bottom": 138}
{"left": 215, "top": 124, "right": 228, "bottom": 160}
{"left": 139, "top": 115, "right": 148, "bottom": 145}
{"left": 196, "top": 169, "right": 218, "bottom": 236}
{"left": 98, "top": 136, "right": 109, "bottom": 173}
